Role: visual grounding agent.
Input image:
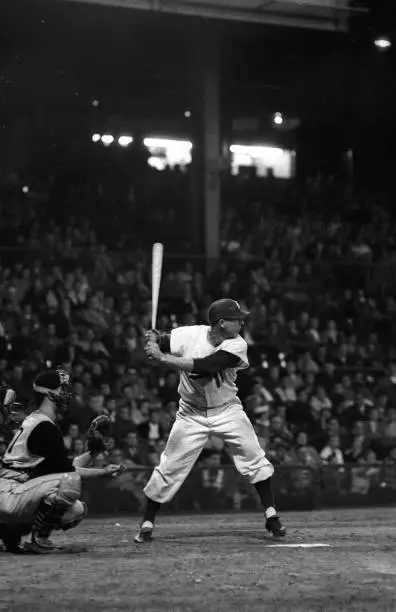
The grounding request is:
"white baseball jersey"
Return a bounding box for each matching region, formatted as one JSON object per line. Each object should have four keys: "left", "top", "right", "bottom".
{"left": 170, "top": 325, "right": 248, "bottom": 411}
{"left": 2, "top": 411, "right": 53, "bottom": 470}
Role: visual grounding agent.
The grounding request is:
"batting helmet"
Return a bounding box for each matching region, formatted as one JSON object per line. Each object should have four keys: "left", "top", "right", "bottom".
{"left": 208, "top": 299, "right": 249, "bottom": 325}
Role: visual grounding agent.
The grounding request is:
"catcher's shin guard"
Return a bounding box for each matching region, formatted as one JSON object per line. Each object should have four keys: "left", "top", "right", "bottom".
{"left": 32, "top": 472, "right": 82, "bottom": 534}
{"left": 32, "top": 498, "right": 70, "bottom": 534}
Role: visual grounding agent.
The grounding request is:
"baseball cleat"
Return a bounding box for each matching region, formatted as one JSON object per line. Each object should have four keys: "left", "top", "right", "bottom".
{"left": 266, "top": 516, "right": 286, "bottom": 538}
{"left": 0, "top": 523, "right": 30, "bottom": 554}
{"left": 0, "top": 531, "right": 24, "bottom": 554}
{"left": 134, "top": 520, "right": 154, "bottom": 543}
{"left": 24, "top": 531, "right": 56, "bottom": 554}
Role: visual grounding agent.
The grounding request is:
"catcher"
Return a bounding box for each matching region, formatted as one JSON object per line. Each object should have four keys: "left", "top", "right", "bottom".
{"left": 0, "top": 369, "right": 119, "bottom": 554}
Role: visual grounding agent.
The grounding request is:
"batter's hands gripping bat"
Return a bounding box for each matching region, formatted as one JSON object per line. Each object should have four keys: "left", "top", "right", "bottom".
{"left": 151, "top": 242, "right": 164, "bottom": 332}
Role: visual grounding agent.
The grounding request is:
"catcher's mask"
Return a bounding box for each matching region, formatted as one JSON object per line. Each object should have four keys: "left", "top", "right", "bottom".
{"left": 33, "top": 368, "right": 72, "bottom": 414}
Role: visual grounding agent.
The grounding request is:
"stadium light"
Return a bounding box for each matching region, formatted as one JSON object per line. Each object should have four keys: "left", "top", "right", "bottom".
{"left": 229, "top": 144, "right": 284, "bottom": 163}
{"left": 374, "top": 37, "right": 392, "bottom": 50}
{"left": 273, "top": 112, "right": 284, "bottom": 126}
{"left": 144, "top": 138, "right": 192, "bottom": 151}
{"left": 92, "top": 133, "right": 101, "bottom": 143}
{"left": 101, "top": 134, "right": 114, "bottom": 146}
{"left": 118, "top": 136, "right": 133, "bottom": 147}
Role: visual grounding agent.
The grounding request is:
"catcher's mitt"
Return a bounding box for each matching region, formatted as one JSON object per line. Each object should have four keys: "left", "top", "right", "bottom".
{"left": 86, "top": 414, "right": 112, "bottom": 454}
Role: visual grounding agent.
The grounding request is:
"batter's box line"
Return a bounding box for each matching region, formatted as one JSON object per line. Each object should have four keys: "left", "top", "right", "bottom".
{"left": 267, "top": 543, "right": 333, "bottom": 548}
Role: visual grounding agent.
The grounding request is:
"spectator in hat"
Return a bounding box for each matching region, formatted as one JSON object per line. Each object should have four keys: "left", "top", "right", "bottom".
{"left": 320, "top": 435, "right": 344, "bottom": 465}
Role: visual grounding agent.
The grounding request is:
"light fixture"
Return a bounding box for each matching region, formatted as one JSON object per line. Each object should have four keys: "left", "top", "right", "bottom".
{"left": 118, "top": 136, "right": 133, "bottom": 147}
{"left": 101, "top": 134, "right": 114, "bottom": 146}
{"left": 374, "top": 37, "right": 392, "bottom": 50}
{"left": 22, "top": 186, "right": 29, "bottom": 194}
{"left": 92, "top": 133, "right": 101, "bottom": 143}
{"left": 273, "top": 112, "right": 284, "bottom": 126}
{"left": 184, "top": 110, "right": 191, "bottom": 118}
{"left": 229, "top": 144, "right": 284, "bottom": 162}
{"left": 92, "top": 99, "right": 99, "bottom": 107}
{"left": 144, "top": 137, "right": 192, "bottom": 151}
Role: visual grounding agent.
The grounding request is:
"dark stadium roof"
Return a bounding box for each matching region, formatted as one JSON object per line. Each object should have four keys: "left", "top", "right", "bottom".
{"left": 0, "top": 0, "right": 395, "bottom": 127}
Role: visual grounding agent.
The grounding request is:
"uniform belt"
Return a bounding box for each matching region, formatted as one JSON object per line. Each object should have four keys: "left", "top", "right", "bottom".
{"left": 195, "top": 406, "right": 214, "bottom": 411}
{"left": 190, "top": 406, "right": 220, "bottom": 413}
{"left": 192, "top": 402, "right": 236, "bottom": 412}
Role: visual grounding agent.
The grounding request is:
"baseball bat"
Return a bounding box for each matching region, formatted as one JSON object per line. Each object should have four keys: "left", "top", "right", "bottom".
{"left": 151, "top": 242, "right": 164, "bottom": 331}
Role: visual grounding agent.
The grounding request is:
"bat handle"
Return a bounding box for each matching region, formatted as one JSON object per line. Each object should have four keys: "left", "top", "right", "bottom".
{"left": 145, "top": 329, "right": 159, "bottom": 339}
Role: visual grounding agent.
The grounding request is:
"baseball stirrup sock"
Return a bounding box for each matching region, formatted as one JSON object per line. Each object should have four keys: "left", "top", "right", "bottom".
{"left": 254, "top": 479, "right": 277, "bottom": 518}
{"left": 143, "top": 497, "right": 161, "bottom": 523}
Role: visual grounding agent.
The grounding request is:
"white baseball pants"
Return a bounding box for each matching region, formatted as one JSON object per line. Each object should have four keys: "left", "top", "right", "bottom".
{"left": 0, "top": 472, "right": 86, "bottom": 528}
{"left": 144, "top": 404, "right": 274, "bottom": 504}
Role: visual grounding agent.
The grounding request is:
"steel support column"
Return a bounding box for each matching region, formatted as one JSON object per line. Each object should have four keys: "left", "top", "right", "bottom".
{"left": 189, "top": 25, "right": 221, "bottom": 265}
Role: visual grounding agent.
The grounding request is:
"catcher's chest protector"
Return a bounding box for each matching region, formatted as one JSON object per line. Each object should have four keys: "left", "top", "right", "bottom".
{"left": 2, "top": 411, "right": 53, "bottom": 470}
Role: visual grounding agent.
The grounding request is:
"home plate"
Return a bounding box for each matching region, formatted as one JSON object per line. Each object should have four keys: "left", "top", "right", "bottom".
{"left": 267, "top": 543, "right": 332, "bottom": 549}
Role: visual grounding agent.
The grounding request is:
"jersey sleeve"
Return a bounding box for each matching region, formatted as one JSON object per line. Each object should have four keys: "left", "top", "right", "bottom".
{"left": 170, "top": 326, "right": 194, "bottom": 357}
{"left": 219, "top": 337, "right": 249, "bottom": 369}
{"left": 158, "top": 333, "right": 171, "bottom": 353}
{"left": 27, "top": 422, "right": 75, "bottom": 475}
{"left": 192, "top": 350, "right": 240, "bottom": 375}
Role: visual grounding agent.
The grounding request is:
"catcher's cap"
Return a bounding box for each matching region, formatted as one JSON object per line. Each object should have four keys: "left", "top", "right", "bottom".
{"left": 208, "top": 299, "right": 249, "bottom": 324}
{"left": 33, "top": 369, "right": 70, "bottom": 398}
{"left": 33, "top": 368, "right": 71, "bottom": 412}
{"left": 33, "top": 370, "right": 65, "bottom": 393}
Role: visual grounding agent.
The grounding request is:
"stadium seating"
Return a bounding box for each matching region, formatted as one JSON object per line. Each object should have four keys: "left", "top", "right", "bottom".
{"left": 1, "top": 167, "right": 396, "bottom": 476}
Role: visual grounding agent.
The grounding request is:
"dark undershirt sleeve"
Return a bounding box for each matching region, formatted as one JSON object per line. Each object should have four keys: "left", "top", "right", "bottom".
{"left": 192, "top": 350, "right": 240, "bottom": 375}
{"left": 158, "top": 333, "right": 171, "bottom": 353}
{"left": 27, "top": 422, "right": 75, "bottom": 475}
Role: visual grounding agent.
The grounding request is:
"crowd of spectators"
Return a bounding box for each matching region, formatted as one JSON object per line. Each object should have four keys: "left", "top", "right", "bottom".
{"left": 2, "top": 164, "right": 396, "bottom": 498}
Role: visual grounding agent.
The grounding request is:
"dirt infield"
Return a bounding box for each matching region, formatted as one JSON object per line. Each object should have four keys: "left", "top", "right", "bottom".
{"left": 1, "top": 507, "right": 396, "bottom": 612}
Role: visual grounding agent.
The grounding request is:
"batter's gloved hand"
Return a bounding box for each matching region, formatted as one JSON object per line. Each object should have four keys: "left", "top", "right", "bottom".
{"left": 145, "top": 339, "right": 163, "bottom": 362}
{"left": 145, "top": 329, "right": 159, "bottom": 343}
{"left": 87, "top": 414, "right": 112, "bottom": 454}
{"left": 145, "top": 330, "right": 161, "bottom": 361}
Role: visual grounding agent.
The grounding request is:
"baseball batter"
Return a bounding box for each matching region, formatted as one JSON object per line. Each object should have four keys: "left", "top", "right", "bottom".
{"left": 0, "top": 369, "right": 119, "bottom": 554}
{"left": 134, "top": 298, "right": 286, "bottom": 543}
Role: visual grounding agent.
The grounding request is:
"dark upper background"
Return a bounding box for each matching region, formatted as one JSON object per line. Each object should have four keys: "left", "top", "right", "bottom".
{"left": 1, "top": 0, "right": 396, "bottom": 182}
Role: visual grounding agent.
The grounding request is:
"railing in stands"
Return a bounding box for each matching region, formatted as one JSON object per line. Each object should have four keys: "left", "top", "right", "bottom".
{"left": 82, "top": 463, "right": 396, "bottom": 515}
